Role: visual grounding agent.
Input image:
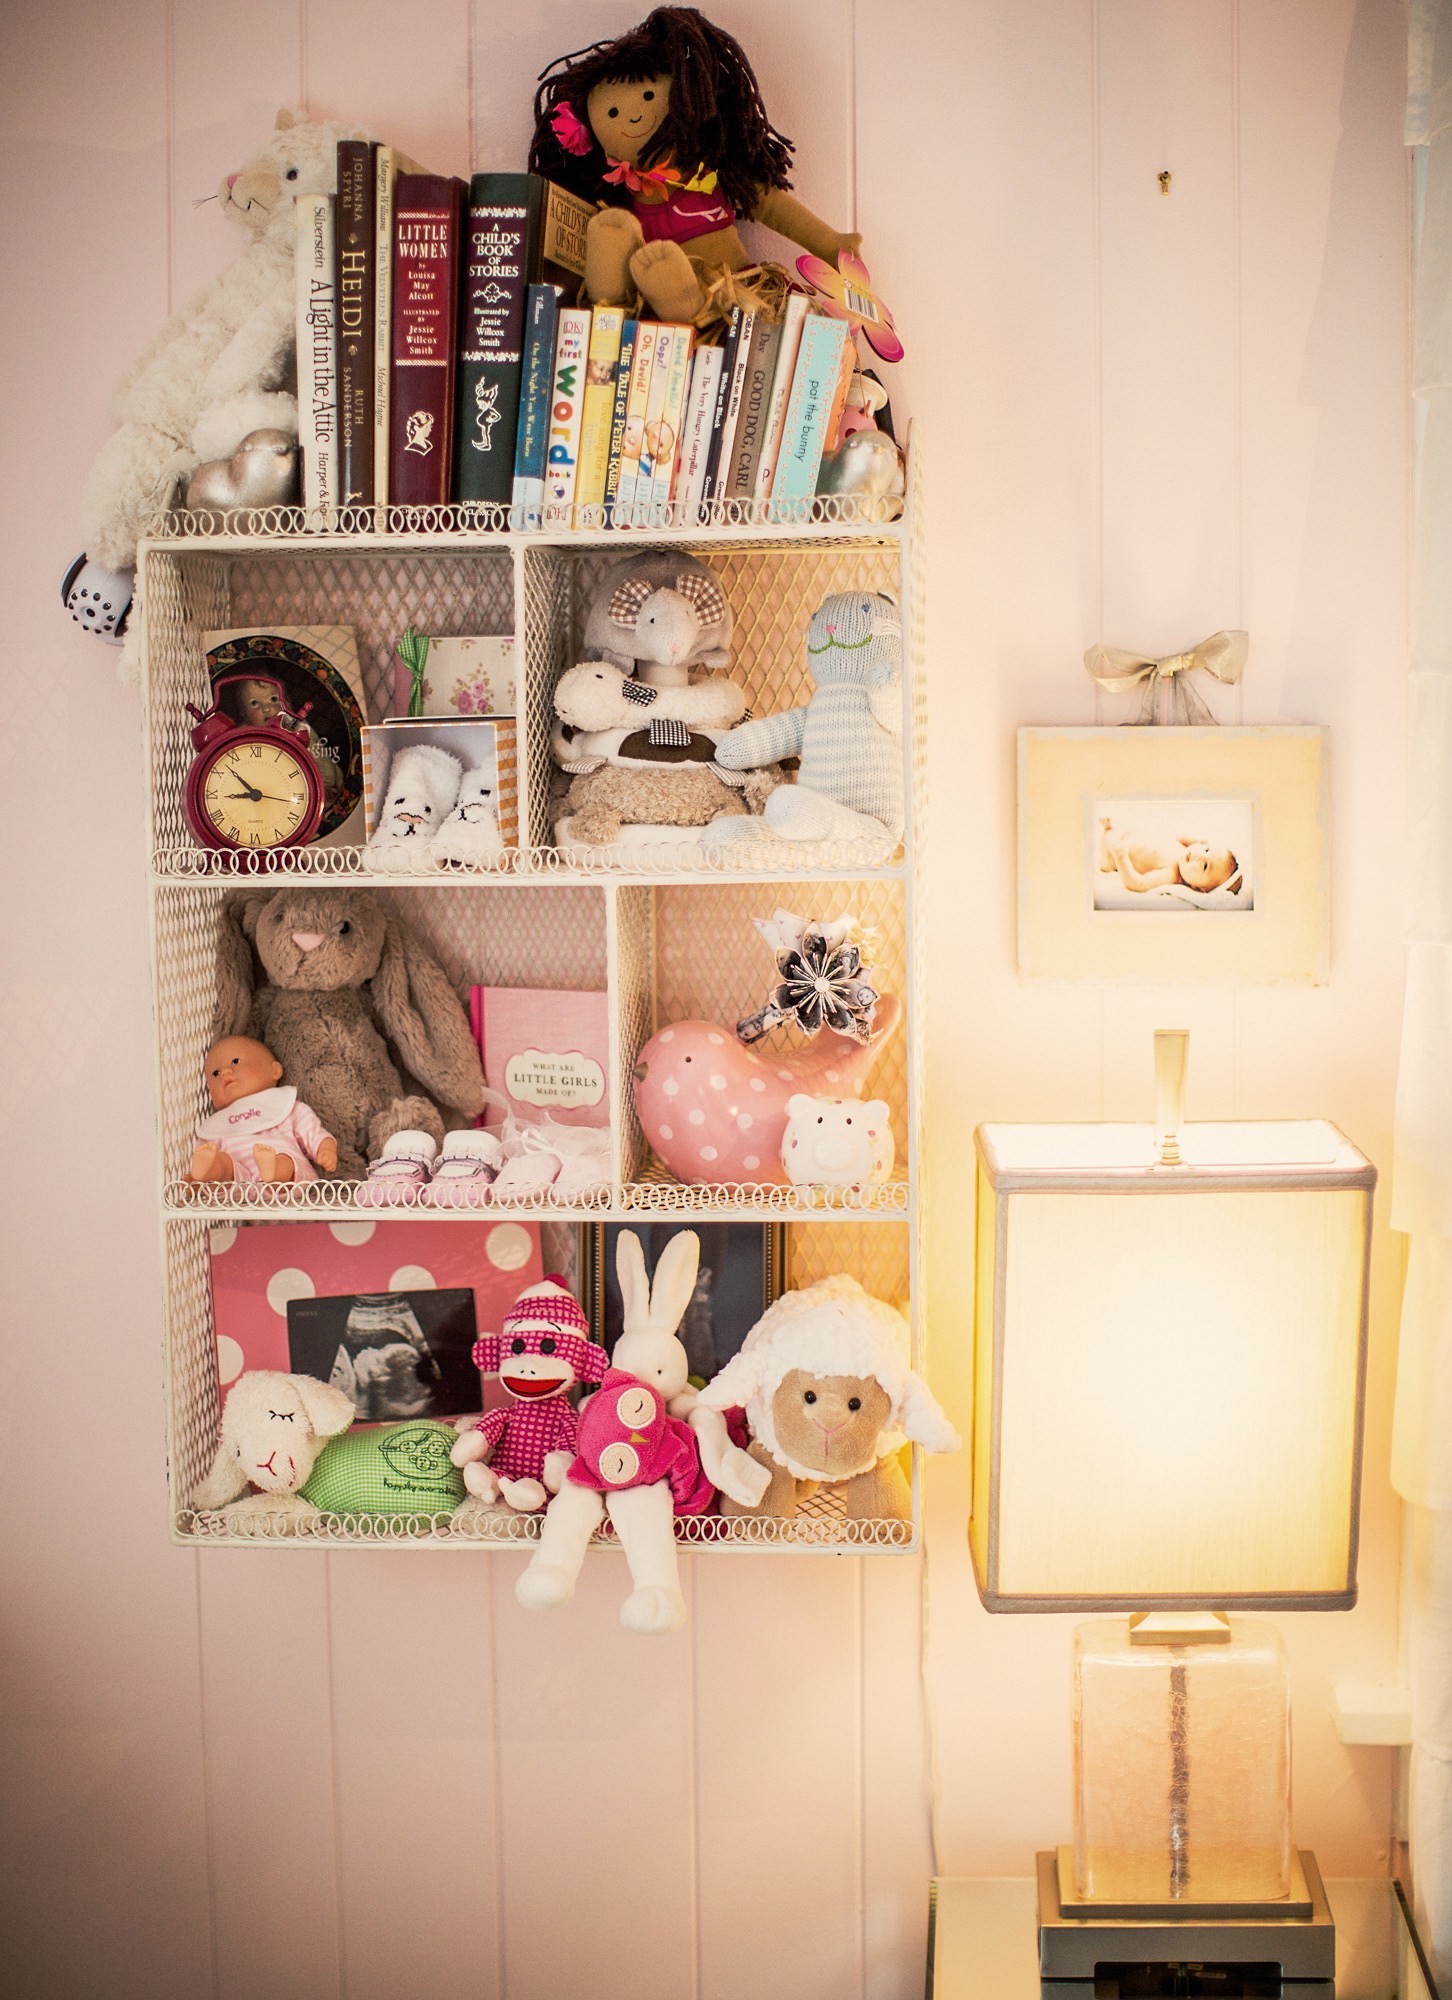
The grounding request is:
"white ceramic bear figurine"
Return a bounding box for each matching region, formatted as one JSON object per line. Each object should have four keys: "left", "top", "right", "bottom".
{"left": 781, "top": 1095, "right": 895, "bottom": 1189}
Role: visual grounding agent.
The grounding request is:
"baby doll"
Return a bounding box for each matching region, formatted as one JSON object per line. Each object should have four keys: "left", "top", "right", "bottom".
{"left": 450, "top": 1277, "right": 610, "bottom": 1512}
{"left": 530, "top": 7, "right": 861, "bottom": 324}
{"left": 1096, "top": 818, "right": 1241, "bottom": 896}
{"left": 188, "top": 1034, "right": 338, "bottom": 1184}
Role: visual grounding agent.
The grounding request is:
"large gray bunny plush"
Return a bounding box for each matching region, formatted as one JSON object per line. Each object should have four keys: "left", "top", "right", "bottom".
{"left": 581, "top": 551, "right": 733, "bottom": 685}
{"left": 210, "top": 888, "right": 485, "bottom": 1176}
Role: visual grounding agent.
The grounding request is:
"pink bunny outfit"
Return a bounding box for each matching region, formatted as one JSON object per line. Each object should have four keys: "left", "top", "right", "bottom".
{"left": 193, "top": 1086, "right": 330, "bottom": 1182}
{"left": 567, "top": 1368, "right": 714, "bottom": 1515}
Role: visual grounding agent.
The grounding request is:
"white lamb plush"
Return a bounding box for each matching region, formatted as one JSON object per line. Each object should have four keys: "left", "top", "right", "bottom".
{"left": 550, "top": 659, "right": 749, "bottom": 775}
{"left": 432, "top": 764, "right": 505, "bottom": 866}
{"left": 365, "top": 744, "right": 463, "bottom": 870}
{"left": 191, "top": 1369, "right": 356, "bottom": 1533}
{"left": 73, "top": 109, "right": 361, "bottom": 643}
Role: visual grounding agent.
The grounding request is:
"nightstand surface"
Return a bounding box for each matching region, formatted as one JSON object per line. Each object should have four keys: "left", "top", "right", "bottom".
{"left": 927, "top": 1876, "right": 1441, "bottom": 1998}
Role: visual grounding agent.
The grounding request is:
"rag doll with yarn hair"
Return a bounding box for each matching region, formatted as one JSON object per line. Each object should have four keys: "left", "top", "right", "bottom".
{"left": 529, "top": 5, "right": 861, "bottom": 325}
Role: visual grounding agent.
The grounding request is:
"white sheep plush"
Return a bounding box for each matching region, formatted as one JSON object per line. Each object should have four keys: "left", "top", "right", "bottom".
{"left": 365, "top": 744, "right": 463, "bottom": 869}
{"left": 69, "top": 109, "right": 361, "bottom": 657}
{"left": 191, "top": 1369, "right": 356, "bottom": 1533}
{"left": 517, "top": 1230, "right": 768, "bottom": 1634}
{"left": 698, "top": 1275, "right": 959, "bottom": 1521}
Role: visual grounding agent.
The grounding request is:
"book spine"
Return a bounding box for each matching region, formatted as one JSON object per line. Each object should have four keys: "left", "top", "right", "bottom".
{"left": 725, "top": 318, "right": 781, "bottom": 504}
{"left": 388, "top": 176, "right": 464, "bottom": 508}
{"left": 541, "top": 307, "right": 591, "bottom": 527}
{"left": 295, "top": 194, "right": 339, "bottom": 512}
{"left": 772, "top": 315, "right": 850, "bottom": 502}
{"left": 754, "top": 292, "right": 809, "bottom": 499}
{"left": 612, "top": 321, "right": 658, "bottom": 526}
{"left": 454, "top": 174, "right": 535, "bottom": 507}
{"left": 574, "top": 307, "right": 625, "bottom": 517}
{"left": 335, "top": 140, "right": 377, "bottom": 508}
{"left": 648, "top": 324, "right": 694, "bottom": 517}
{"left": 675, "top": 347, "right": 724, "bottom": 525}
{"left": 712, "top": 309, "right": 757, "bottom": 513}
{"left": 634, "top": 324, "right": 679, "bottom": 525}
{"left": 529, "top": 176, "right": 592, "bottom": 291}
{"left": 602, "top": 320, "right": 638, "bottom": 526}
{"left": 372, "top": 148, "right": 401, "bottom": 511}
{"left": 511, "top": 284, "right": 560, "bottom": 528}
{"left": 699, "top": 307, "right": 743, "bottom": 513}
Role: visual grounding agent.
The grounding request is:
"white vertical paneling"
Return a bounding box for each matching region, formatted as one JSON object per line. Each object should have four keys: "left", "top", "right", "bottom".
{"left": 857, "top": 0, "right": 1105, "bottom": 1875}
{"left": 1097, "top": 0, "right": 1240, "bottom": 655}
{"left": 307, "top": 0, "right": 471, "bottom": 173}
{"left": 491, "top": 1551, "right": 697, "bottom": 2000}
{"left": 861, "top": 1555, "right": 935, "bottom": 1999}
{"left": 0, "top": 0, "right": 216, "bottom": 1991}
{"left": 1235, "top": 0, "right": 1407, "bottom": 1873}
{"left": 326, "top": 1554, "right": 502, "bottom": 2000}
{"left": 694, "top": 1558, "right": 863, "bottom": 2000}
{"left": 199, "top": 1554, "right": 342, "bottom": 1998}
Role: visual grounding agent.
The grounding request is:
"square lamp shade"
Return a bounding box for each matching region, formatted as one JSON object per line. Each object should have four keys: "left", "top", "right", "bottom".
{"left": 970, "top": 1119, "right": 1375, "bottom": 1613}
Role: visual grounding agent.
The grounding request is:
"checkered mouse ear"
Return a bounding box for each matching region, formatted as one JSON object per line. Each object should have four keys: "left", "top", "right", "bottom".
{"left": 473, "top": 1335, "right": 502, "bottom": 1376}
{"left": 674, "top": 570, "right": 726, "bottom": 625}
{"left": 608, "top": 575, "right": 654, "bottom": 627}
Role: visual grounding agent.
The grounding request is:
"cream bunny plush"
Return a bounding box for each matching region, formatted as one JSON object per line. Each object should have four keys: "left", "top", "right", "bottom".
{"left": 191, "top": 1369, "right": 356, "bottom": 1533}
{"left": 517, "top": 1230, "right": 768, "bottom": 1634}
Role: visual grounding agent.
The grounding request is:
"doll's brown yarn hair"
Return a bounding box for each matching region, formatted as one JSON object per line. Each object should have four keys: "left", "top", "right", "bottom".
{"left": 529, "top": 6, "right": 796, "bottom": 219}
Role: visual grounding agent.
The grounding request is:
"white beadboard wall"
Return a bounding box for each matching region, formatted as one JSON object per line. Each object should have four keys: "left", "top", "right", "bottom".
{"left": 0, "top": 3, "right": 1408, "bottom": 1996}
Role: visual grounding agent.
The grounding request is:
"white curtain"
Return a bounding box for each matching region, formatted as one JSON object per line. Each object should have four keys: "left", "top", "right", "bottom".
{"left": 1396, "top": 0, "right": 1452, "bottom": 1971}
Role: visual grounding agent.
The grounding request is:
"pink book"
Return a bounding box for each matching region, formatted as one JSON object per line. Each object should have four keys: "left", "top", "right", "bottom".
{"left": 471, "top": 986, "right": 610, "bottom": 1132}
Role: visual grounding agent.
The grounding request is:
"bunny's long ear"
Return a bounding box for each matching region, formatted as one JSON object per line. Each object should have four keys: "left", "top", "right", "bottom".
{"left": 291, "top": 1376, "right": 357, "bottom": 1439}
{"left": 616, "top": 1230, "right": 651, "bottom": 1329}
{"left": 210, "top": 892, "right": 261, "bottom": 1040}
{"left": 648, "top": 1230, "right": 701, "bottom": 1334}
{"left": 192, "top": 1439, "right": 249, "bottom": 1511}
{"left": 371, "top": 914, "right": 485, "bottom": 1118}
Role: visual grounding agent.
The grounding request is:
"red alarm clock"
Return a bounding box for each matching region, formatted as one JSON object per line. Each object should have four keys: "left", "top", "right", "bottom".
{"left": 184, "top": 672, "right": 326, "bottom": 852}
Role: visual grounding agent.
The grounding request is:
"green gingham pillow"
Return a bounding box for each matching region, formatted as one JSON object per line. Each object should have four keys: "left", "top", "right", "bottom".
{"left": 300, "top": 1421, "right": 465, "bottom": 1516}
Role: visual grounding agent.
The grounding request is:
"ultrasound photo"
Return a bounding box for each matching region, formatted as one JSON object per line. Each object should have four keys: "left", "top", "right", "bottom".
{"left": 285, "top": 1288, "right": 478, "bottom": 1422}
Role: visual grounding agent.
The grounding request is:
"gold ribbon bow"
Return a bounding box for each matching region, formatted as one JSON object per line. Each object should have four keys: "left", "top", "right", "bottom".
{"left": 1084, "top": 629, "right": 1248, "bottom": 725}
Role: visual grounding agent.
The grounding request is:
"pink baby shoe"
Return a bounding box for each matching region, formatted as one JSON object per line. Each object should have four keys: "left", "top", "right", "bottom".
{"left": 421, "top": 1129, "right": 505, "bottom": 1208}
{"left": 357, "top": 1130, "right": 439, "bottom": 1207}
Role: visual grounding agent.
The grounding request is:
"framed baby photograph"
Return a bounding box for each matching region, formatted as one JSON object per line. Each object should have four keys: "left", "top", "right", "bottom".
{"left": 1017, "top": 726, "right": 1329, "bottom": 984}
{"left": 579, "top": 1222, "right": 787, "bottom": 1387}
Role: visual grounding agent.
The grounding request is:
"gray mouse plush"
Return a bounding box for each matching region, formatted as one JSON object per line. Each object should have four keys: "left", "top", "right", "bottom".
{"left": 209, "top": 887, "right": 485, "bottom": 1176}
{"left": 581, "top": 551, "right": 733, "bottom": 685}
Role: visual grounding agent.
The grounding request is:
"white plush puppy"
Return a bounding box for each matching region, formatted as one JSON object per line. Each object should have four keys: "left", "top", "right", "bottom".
{"left": 432, "top": 764, "right": 505, "bottom": 866}
{"left": 365, "top": 744, "right": 463, "bottom": 870}
{"left": 191, "top": 1369, "right": 356, "bottom": 1533}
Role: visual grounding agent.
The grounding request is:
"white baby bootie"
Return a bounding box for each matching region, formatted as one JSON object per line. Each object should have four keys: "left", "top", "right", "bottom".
{"left": 433, "top": 765, "right": 505, "bottom": 866}
{"left": 364, "top": 744, "right": 462, "bottom": 871}
{"left": 358, "top": 1129, "right": 440, "bottom": 1206}
{"left": 422, "top": 1128, "right": 505, "bottom": 1208}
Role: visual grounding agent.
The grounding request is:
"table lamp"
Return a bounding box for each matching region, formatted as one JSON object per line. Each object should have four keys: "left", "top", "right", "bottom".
{"left": 970, "top": 1033, "right": 1375, "bottom": 1987}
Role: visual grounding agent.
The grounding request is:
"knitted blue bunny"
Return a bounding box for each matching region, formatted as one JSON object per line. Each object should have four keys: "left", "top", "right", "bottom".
{"left": 709, "top": 591, "right": 903, "bottom": 845}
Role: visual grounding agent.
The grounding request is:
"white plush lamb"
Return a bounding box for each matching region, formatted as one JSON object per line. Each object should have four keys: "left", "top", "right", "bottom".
{"left": 191, "top": 1369, "right": 356, "bottom": 1532}
{"left": 365, "top": 744, "right": 463, "bottom": 870}
{"left": 432, "top": 764, "right": 505, "bottom": 865}
{"left": 517, "top": 1231, "right": 769, "bottom": 1634}
{"left": 69, "top": 109, "right": 361, "bottom": 655}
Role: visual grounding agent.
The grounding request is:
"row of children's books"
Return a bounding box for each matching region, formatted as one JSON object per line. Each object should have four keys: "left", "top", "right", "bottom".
{"left": 522, "top": 288, "right": 852, "bottom": 530}
{"left": 293, "top": 144, "right": 855, "bottom": 524}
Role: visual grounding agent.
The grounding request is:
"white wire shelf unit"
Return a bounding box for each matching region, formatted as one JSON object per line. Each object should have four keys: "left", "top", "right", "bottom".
{"left": 140, "top": 470, "right": 928, "bottom": 1554}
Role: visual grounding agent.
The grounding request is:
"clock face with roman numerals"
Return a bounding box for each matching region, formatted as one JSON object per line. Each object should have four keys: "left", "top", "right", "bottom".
{"left": 187, "top": 733, "right": 325, "bottom": 851}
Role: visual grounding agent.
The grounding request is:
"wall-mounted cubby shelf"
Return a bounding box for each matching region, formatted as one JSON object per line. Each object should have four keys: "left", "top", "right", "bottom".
{"left": 141, "top": 472, "right": 927, "bottom": 1554}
